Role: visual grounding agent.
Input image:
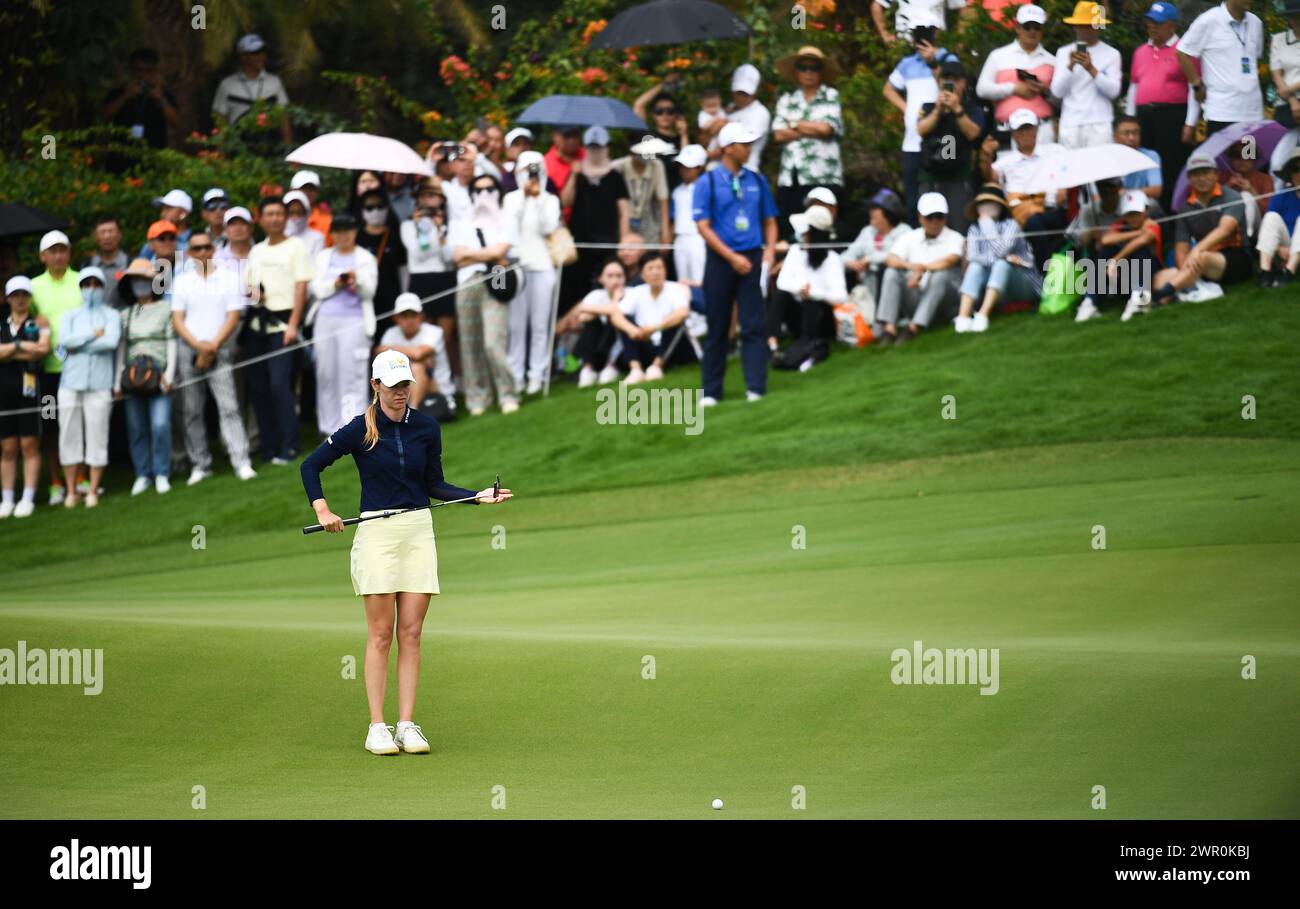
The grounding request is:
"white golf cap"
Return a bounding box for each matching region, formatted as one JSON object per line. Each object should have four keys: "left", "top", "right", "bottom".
{"left": 78, "top": 266, "right": 106, "bottom": 286}
{"left": 790, "top": 205, "right": 834, "bottom": 235}
{"left": 718, "top": 122, "right": 759, "bottom": 147}
{"left": 39, "top": 230, "right": 70, "bottom": 252}
{"left": 583, "top": 125, "right": 610, "bottom": 147}
{"left": 731, "top": 63, "right": 761, "bottom": 95}
{"left": 154, "top": 188, "right": 193, "bottom": 212}
{"left": 1008, "top": 108, "right": 1040, "bottom": 130}
{"left": 372, "top": 349, "right": 416, "bottom": 387}
{"left": 394, "top": 292, "right": 423, "bottom": 315}
{"left": 1185, "top": 154, "right": 1217, "bottom": 172}
{"left": 516, "top": 150, "right": 546, "bottom": 173}
{"left": 1017, "top": 4, "right": 1047, "bottom": 25}
{"left": 5, "top": 276, "right": 33, "bottom": 296}
{"left": 917, "top": 192, "right": 949, "bottom": 217}
{"left": 237, "top": 33, "right": 266, "bottom": 53}
{"left": 290, "top": 169, "right": 321, "bottom": 190}
{"left": 630, "top": 134, "right": 675, "bottom": 157}
{"left": 674, "top": 144, "right": 708, "bottom": 168}
{"left": 804, "top": 186, "right": 838, "bottom": 207}
{"left": 1119, "top": 190, "right": 1149, "bottom": 215}
{"left": 505, "top": 127, "right": 533, "bottom": 147}
{"left": 283, "top": 190, "right": 311, "bottom": 211}
{"left": 202, "top": 187, "right": 229, "bottom": 205}
{"left": 223, "top": 205, "right": 253, "bottom": 225}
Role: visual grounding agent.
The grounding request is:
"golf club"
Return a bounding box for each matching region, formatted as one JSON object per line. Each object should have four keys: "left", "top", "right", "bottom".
{"left": 302, "top": 474, "right": 503, "bottom": 534}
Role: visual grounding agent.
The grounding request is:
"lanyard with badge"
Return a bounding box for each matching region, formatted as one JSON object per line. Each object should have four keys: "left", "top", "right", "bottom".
{"left": 727, "top": 170, "right": 750, "bottom": 233}
{"left": 10, "top": 316, "right": 39, "bottom": 398}
{"left": 1230, "top": 16, "right": 1251, "bottom": 75}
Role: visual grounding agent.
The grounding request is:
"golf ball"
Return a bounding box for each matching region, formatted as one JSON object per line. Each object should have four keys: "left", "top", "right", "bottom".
{"left": 711, "top": 798, "right": 723, "bottom": 810}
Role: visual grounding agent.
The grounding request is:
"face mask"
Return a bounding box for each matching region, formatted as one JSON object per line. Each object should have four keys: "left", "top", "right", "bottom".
{"left": 362, "top": 207, "right": 388, "bottom": 226}
{"left": 81, "top": 287, "right": 104, "bottom": 306}
{"left": 472, "top": 193, "right": 500, "bottom": 218}
{"left": 285, "top": 217, "right": 306, "bottom": 236}
{"left": 129, "top": 277, "right": 153, "bottom": 299}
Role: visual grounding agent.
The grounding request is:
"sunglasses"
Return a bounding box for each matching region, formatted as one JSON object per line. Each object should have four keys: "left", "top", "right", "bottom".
{"left": 921, "top": 213, "right": 946, "bottom": 220}
{"left": 1020, "top": 22, "right": 1044, "bottom": 31}
{"left": 472, "top": 186, "right": 498, "bottom": 195}
{"left": 203, "top": 201, "right": 229, "bottom": 211}
{"left": 188, "top": 243, "right": 214, "bottom": 252}
{"left": 796, "top": 62, "right": 822, "bottom": 73}
{"left": 154, "top": 234, "right": 177, "bottom": 242}
{"left": 654, "top": 106, "right": 677, "bottom": 115}
{"left": 362, "top": 204, "right": 386, "bottom": 212}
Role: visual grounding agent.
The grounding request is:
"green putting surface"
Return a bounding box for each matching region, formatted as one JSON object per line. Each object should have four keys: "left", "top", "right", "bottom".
{"left": 1, "top": 295, "right": 1297, "bottom": 818}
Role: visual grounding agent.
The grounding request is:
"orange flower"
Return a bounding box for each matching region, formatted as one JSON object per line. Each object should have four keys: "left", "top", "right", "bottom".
{"left": 99, "top": 183, "right": 110, "bottom": 194}
{"left": 126, "top": 177, "right": 142, "bottom": 188}
{"left": 582, "top": 19, "right": 607, "bottom": 45}
{"left": 578, "top": 67, "right": 608, "bottom": 85}
{"left": 256, "top": 112, "right": 268, "bottom": 126}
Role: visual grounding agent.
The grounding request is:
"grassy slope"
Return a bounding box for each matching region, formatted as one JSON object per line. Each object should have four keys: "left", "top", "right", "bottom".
{"left": 0, "top": 289, "right": 1297, "bottom": 818}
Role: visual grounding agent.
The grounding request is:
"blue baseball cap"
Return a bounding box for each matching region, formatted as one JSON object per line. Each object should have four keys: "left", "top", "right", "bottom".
{"left": 1145, "top": 2, "right": 1178, "bottom": 23}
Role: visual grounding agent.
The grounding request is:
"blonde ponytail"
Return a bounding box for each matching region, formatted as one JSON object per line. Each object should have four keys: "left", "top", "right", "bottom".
{"left": 363, "top": 389, "right": 381, "bottom": 450}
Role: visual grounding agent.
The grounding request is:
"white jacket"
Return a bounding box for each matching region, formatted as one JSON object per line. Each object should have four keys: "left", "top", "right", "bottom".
{"left": 307, "top": 245, "right": 379, "bottom": 337}
{"left": 501, "top": 188, "right": 561, "bottom": 272}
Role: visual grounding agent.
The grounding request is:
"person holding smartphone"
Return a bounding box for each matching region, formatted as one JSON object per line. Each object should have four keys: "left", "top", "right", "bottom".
{"left": 1050, "top": 2, "right": 1122, "bottom": 149}
{"left": 976, "top": 5, "right": 1057, "bottom": 143}
{"left": 400, "top": 180, "right": 459, "bottom": 382}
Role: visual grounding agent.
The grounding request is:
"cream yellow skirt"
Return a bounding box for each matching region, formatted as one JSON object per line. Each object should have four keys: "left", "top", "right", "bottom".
{"left": 350, "top": 509, "right": 440, "bottom": 596}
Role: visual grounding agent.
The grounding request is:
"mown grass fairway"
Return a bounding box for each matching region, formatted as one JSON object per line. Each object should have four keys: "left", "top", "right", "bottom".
{"left": 1, "top": 293, "right": 1297, "bottom": 818}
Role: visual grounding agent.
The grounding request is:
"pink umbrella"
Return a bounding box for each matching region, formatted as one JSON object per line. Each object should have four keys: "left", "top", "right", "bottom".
{"left": 1017, "top": 143, "right": 1163, "bottom": 195}
{"left": 285, "top": 132, "right": 433, "bottom": 177}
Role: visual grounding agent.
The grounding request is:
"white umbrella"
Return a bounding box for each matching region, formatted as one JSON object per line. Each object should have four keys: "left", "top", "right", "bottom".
{"left": 1019, "top": 143, "right": 1156, "bottom": 194}
{"left": 285, "top": 132, "right": 433, "bottom": 177}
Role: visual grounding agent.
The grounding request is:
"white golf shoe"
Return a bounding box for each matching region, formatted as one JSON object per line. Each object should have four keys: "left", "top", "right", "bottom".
{"left": 365, "top": 723, "right": 400, "bottom": 755}
{"left": 394, "top": 722, "right": 430, "bottom": 754}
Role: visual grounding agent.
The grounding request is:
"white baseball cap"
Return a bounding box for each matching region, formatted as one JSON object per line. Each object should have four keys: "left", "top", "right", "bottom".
{"left": 1119, "top": 189, "right": 1149, "bottom": 215}
{"left": 718, "top": 122, "right": 759, "bottom": 148}
{"left": 1008, "top": 108, "right": 1040, "bottom": 130}
{"left": 202, "top": 187, "right": 229, "bottom": 205}
{"left": 372, "top": 349, "right": 416, "bottom": 387}
{"left": 804, "top": 187, "right": 838, "bottom": 208}
{"left": 582, "top": 125, "right": 610, "bottom": 147}
{"left": 917, "top": 192, "right": 949, "bottom": 217}
{"left": 237, "top": 33, "right": 266, "bottom": 53}
{"left": 674, "top": 144, "right": 708, "bottom": 168}
{"left": 1017, "top": 4, "right": 1047, "bottom": 25}
{"left": 223, "top": 205, "right": 253, "bottom": 225}
{"left": 394, "top": 292, "right": 423, "bottom": 315}
{"left": 283, "top": 190, "right": 311, "bottom": 211}
{"left": 731, "top": 63, "right": 761, "bottom": 95}
{"left": 39, "top": 230, "right": 70, "bottom": 252}
{"left": 78, "top": 266, "right": 106, "bottom": 286}
{"left": 790, "top": 205, "right": 835, "bottom": 235}
{"left": 505, "top": 127, "right": 533, "bottom": 147}
{"left": 290, "top": 170, "right": 321, "bottom": 190}
{"left": 5, "top": 276, "right": 33, "bottom": 296}
{"left": 154, "top": 188, "right": 193, "bottom": 212}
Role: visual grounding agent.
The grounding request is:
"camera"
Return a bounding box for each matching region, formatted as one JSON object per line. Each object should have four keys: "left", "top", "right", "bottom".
{"left": 526, "top": 162, "right": 543, "bottom": 181}
{"left": 942, "top": 81, "right": 956, "bottom": 94}
{"left": 439, "top": 141, "right": 464, "bottom": 160}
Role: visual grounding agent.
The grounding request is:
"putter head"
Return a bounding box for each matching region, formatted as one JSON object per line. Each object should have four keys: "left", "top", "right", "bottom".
{"left": 493, "top": 474, "right": 501, "bottom": 500}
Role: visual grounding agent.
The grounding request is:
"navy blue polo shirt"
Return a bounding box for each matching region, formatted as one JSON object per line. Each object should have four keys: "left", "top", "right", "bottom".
{"left": 692, "top": 164, "right": 778, "bottom": 252}
{"left": 301, "top": 405, "right": 477, "bottom": 514}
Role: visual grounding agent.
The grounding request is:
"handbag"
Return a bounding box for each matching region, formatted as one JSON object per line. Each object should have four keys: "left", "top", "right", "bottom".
{"left": 478, "top": 228, "right": 523, "bottom": 302}
{"left": 119, "top": 305, "right": 164, "bottom": 395}
{"left": 546, "top": 224, "right": 578, "bottom": 267}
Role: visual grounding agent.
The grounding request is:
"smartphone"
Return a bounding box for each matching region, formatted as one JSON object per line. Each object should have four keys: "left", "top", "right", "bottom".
{"left": 995, "top": 126, "right": 1012, "bottom": 151}
{"left": 1076, "top": 42, "right": 1086, "bottom": 54}
{"left": 1016, "top": 69, "right": 1040, "bottom": 83}
{"left": 942, "top": 81, "right": 956, "bottom": 93}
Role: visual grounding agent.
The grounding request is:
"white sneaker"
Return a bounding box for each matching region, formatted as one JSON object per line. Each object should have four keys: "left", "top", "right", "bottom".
{"left": 1074, "top": 296, "right": 1100, "bottom": 322}
{"left": 0, "top": 501, "right": 12, "bottom": 519}
{"left": 269, "top": 457, "right": 292, "bottom": 466}
{"left": 1178, "top": 279, "right": 1223, "bottom": 303}
{"left": 236, "top": 464, "right": 257, "bottom": 481}
{"left": 394, "top": 722, "right": 430, "bottom": 754}
{"left": 468, "top": 406, "right": 487, "bottom": 417}
{"left": 746, "top": 391, "right": 764, "bottom": 402}
{"left": 798, "top": 357, "right": 815, "bottom": 373}
{"left": 155, "top": 476, "right": 171, "bottom": 494}
{"left": 365, "top": 723, "right": 400, "bottom": 756}
{"left": 187, "top": 468, "right": 212, "bottom": 487}
{"left": 597, "top": 365, "right": 621, "bottom": 384}
{"left": 577, "top": 366, "right": 598, "bottom": 388}
{"left": 525, "top": 378, "right": 544, "bottom": 395}
{"left": 970, "top": 313, "right": 989, "bottom": 333}
{"left": 13, "top": 500, "right": 34, "bottom": 518}
{"left": 1121, "top": 290, "right": 1151, "bottom": 323}
{"left": 84, "top": 492, "right": 99, "bottom": 508}
{"left": 644, "top": 364, "right": 664, "bottom": 381}
{"left": 131, "top": 477, "right": 151, "bottom": 496}
{"left": 623, "top": 368, "right": 646, "bottom": 384}
{"left": 953, "top": 315, "right": 972, "bottom": 333}
{"left": 700, "top": 395, "right": 719, "bottom": 407}
{"left": 500, "top": 400, "right": 520, "bottom": 414}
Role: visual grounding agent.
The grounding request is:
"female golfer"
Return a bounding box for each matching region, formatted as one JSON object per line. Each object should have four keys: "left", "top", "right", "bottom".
{"left": 300, "top": 349, "right": 511, "bottom": 755}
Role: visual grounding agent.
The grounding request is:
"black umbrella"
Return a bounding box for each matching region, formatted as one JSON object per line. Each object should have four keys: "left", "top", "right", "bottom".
{"left": 0, "top": 203, "right": 69, "bottom": 242}
{"left": 590, "top": 0, "right": 751, "bottom": 50}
